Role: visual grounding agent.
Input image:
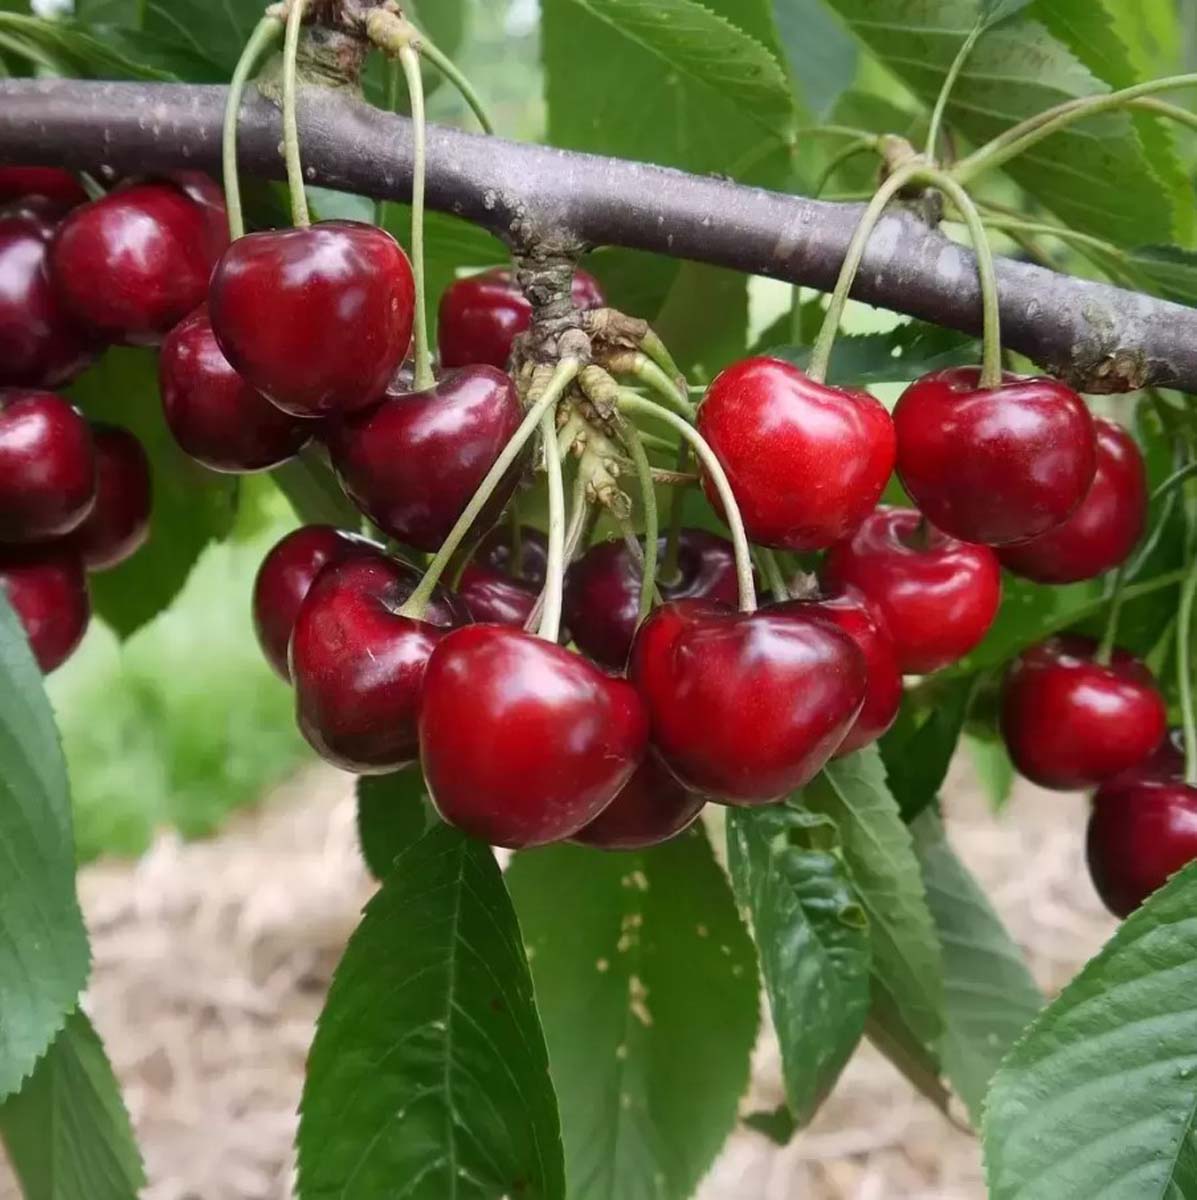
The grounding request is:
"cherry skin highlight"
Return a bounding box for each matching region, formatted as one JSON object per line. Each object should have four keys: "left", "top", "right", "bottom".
{"left": 894, "top": 366, "right": 1096, "bottom": 546}
{"left": 1000, "top": 635, "right": 1166, "bottom": 791}
{"left": 822, "top": 506, "right": 1002, "bottom": 675}
{"left": 67, "top": 424, "right": 151, "bottom": 571}
{"left": 457, "top": 562, "right": 538, "bottom": 627}
{"left": 419, "top": 624, "right": 649, "bottom": 848}
{"left": 0, "top": 167, "right": 87, "bottom": 211}
{"left": 697, "top": 356, "right": 895, "bottom": 551}
{"left": 208, "top": 221, "right": 415, "bottom": 418}
{"left": 998, "top": 418, "right": 1146, "bottom": 584}
{"left": 571, "top": 754, "right": 705, "bottom": 850}
{"left": 0, "top": 545, "right": 90, "bottom": 672}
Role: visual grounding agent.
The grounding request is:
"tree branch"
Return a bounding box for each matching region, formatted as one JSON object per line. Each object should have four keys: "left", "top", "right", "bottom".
{"left": 1, "top": 78, "right": 1194, "bottom": 394}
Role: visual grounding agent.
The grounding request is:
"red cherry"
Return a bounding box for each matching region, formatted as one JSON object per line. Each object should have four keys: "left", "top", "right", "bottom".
{"left": 208, "top": 221, "right": 415, "bottom": 418}
{"left": 49, "top": 180, "right": 228, "bottom": 345}
{"left": 67, "top": 424, "right": 151, "bottom": 571}
{"left": 437, "top": 267, "right": 605, "bottom": 370}
{"left": 629, "top": 599, "right": 867, "bottom": 805}
{"left": 998, "top": 419, "right": 1146, "bottom": 583}
{"left": 0, "top": 167, "right": 88, "bottom": 211}
{"left": 457, "top": 563, "right": 538, "bottom": 627}
{"left": 0, "top": 202, "right": 95, "bottom": 389}
{"left": 0, "top": 545, "right": 89, "bottom": 672}
{"left": 160, "top": 306, "right": 313, "bottom": 473}
{"left": 697, "top": 357, "right": 895, "bottom": 551}
{"left": 571, "top": 754, "right": 705, "bottom": 850}
{"left": 419, "top": 624, "right": 648, "bottom": 848}
{"left": 894, "top": 366, "right": 1096, "bottom": 546}
{"left": 291, "top": 550, "right": 470, "bottom": 772}
{"left": 563, "top": 530, "right": 739, "bottom": 669}
{"left": 326, "top": 365, "right": 523, "bottom": 552}
{"left": 0, "top": 389, "right": 95, "bottom": 542}
{"left": 475, "top": 524, "right": 549, "bottom": 586}
{"left": 822, "top": 506, "right": 1001, "bottom": 674}
{"left": 1000, "top": 635, "right": 1166, "bottom": 791}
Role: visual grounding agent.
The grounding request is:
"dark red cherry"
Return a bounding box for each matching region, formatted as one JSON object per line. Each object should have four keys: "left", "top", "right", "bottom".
{"left": 822, "top": 507, "right": 1001, "bottom": 674}
{"left": 629, "top": 599, "right": 867, "bottom": 805}
{"left": 1000, "top": 635, "right": 1166, "bottom": 791}
{"left": 419, "top": 624, "right": 648, "bottom": 848}
{"left": 160, "top": 306, "right": 313, "bottom": 473}
{"left": 67, "top": 425, "right": 151, "bottom": 571}
{"left": 49, "top": 180, "right": 228, "bottom": 345}
{"left": 208, "top": 221, "right": 415, "bottom": 418}
{"left": 0, "top": 545, "right": 89, "bottom": 672}
{"left": 571, "top": 754, "right": 705, "bottom": 850}
{"left": 0, "top": 390, "right": 95, "bottom": 543}
{"left": 326, "top": 365, "right": 523, "bottom": 552}
{"left": 0, "top": 167, "right": 87, "bottom": 211}
{"left": 1087, "top": 777, "right": 1197, "bottom": 916}
{"left": 894, "top": 366, "right": 1096, "bottom": 546}
{"left": 457, "top": 563, "right": 538, "bottom": 627}
{"left": 696, "top": 356, "right": 894, "bottom": 551}
{"left": 998, "top": 419, "right": 1146, "bottom": 583}
{"left": 475, "top": 524, "right": 549, "bottom": 586}
{"left": 564, "top": 529, "right": 739, "bottom": 669}
{"left": 0, "top": 203, "right": 95, "bottom": 389}
{"left": 252, "top": 524, "right": 372, "bottom": 680}
{"left": 437, "top": 267, "right": 605, "bottom": 370}
{"left": 290, "top": 550, "right": 470, "bottom": 772}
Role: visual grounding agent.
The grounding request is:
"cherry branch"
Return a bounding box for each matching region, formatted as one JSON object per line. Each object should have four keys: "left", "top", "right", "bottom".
{"left": 2, "top": 78, "right": 1195, "bottom": 395}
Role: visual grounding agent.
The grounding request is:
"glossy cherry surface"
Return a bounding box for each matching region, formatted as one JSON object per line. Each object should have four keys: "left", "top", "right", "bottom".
{"left": 327, "top": 365, "right": 522, "bottom": 551}
{"left": 457, "top": 563, "right": 538, "bottom": 627}
{"left": 0, "top": 167, "right": 87, "bottom": 211}
{"left": 0, "top": 389, "right": 95, "bottom": 542}
{"left": 1000, "top": 635, "right": 1166, "bottom": 791}
{"left": 160, "top": 306, "right": 313, "bottom": 473}
{"left": 208, "top": 221, "right": 415, "bottom": 418}
{"left": 0, "top": 545, "right": 89, "bottom": 672}
{"left": 894, "top": 366, "right": 1096, "bottom": 546}
{"left": 49, "top": 180, "right": 227, "bottom": 345}
{"left": 475, "top": 524, "right": 549, "bottom": 587}
{"left": 571, "top": 754, "right": 705, "bottom": 850}
{"left": 290, "top": 551, "right": 469, "bottom": 772}
{"left": 419, "top": 624, "right": 648, "bottom": 847}
{"left": 68, "top": 424, "right": 151, "bottom": 571}
{"left": 629, "top": 599, "right": 867, "bottom": 804}
{"left": 822, "top": 506, "right": 1001, "bottom": 674}
{"left": 998, "top": 418, "right": 1146, "bottom": 583}
{"left": 437, "top": 267, "right": 604, "bottom": 370}
{"left": 697, "top": 357, "right": 895, "bottom": 551}
{"left": 564, "top": 529, "right": 739, "bottom": 669}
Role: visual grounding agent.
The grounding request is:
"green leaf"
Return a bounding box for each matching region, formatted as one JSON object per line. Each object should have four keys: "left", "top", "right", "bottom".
{"left": 0, "top": 13, "right": 177, "bottom": 79}
{"left": 865, "top": 989, "right": 951, "bottom": 1114}
{"left": 984, "top": 859, "right": 1197, "bottom": 1200}
{"left": 0, "top": 1011, "right": 144, "bottom": 1200}
{"left": 270, "top": 452, "right": 362, "bottom": 529}
{"left": 966, "top": 733, "right": 1016, "bottom": 811}
{"left": 297, "top": 824, "right": 565, "bottom": 1200}
{"left": 0, "top": 594, "right": 90, "bottom": 1100}
{"left": 355, "top": 770, "right": 438, "bottom": 881}
{"left": 912, "top": 811, "right": 1042, "bottom": 1126}
{"left": 981, "top": 0, "right": 1034, "bottom": 25}
{"left": 742, "top": 1104, "right": 797, "bottom": 1145}
{"left": 68, "top": 348, "right": 238, "bottom": 638}
{"left": 141, "top": 0, "right": 263, "bottom": 76}
{"left": 727, "top": 803, "right": 870, "bottom": 1127}
{"left": 772, "top": 0, "right": 858, "bottom": 116}
{"left": 1123, "top": 244, "right": 1197, "bottom": 308}
{"left": 653, "top": 263, "right": 750, "bottom": 382}
{"left": 507, "top": 824, "right": 759, "bottom": 1200}
{"left": 802, "top": 748, "right": 945, "bottom": 1055}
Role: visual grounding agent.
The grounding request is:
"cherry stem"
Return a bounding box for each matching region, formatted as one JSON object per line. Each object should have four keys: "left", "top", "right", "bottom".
{"left": 399, "top": 358, "right": 580, "bottom": 621}
{"left": 659, "top": 443, "right": 688, "bottom": 587}
{"left": 1095, "top": 563, "right": 1128, "bottom": 667}
{"left": 281, "top": 0, "right": 311, "bottom": 228}
{"left": 1179, "top": 554, "right": 1197, "bottom": 787}
{"left": 617, "top": 391, "right": 756, "bottom": 613}
{"left": 397, "top": 43, "right": 433, "bottom": 391}
{"left": 756, "top": 548, "right": 790, "bottom": 601}
{"left": 615, "top": 354, "right": 695, "bottom": 420}
{"left": 638, "top": 330, "right": 685, "bottom": 391}
{"left": 619, "top": 420, "right": 659, "bottom": 620}
{"left": 1130, "top": 96, "right": 1197, "bottom": 135}
{"left": 373, "top": 57, "right": 401, "bottom": 230}
{"left": 536, "top": 409, "right": 568, "bottom": 642}
{"left": 416, "top": 36, "right": 495, "bottom": 134}
{"left": 222, "top": 16, "right": 282, "bottom": 240}
{"left": 924, "top": 23, "right": 982, "bottom": 161}
{"left": 524, "top": 470, "right": 589, "bottom": 635}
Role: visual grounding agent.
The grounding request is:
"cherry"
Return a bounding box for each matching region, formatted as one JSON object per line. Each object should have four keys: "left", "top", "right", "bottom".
{"left": 0, "top": 167, "right": 87, "bottom": 211}
{"left": 160, "top": 306, "right": 313, "bottom": 473}
{"left": 49, "top": 180, "right": 228, "bottom": 345}
{"left": 437, "top": 267, "right": 605, "bottom": 370}
{"left": 67, "top": 424, "right": 151, "bottom": 571}
{"left": 998, "top": 419, "right": 1146, "bottom": 584}
{"left": 457, "top": 563, "right": 538, "bottom": 628}
{"left": 0, "top": 202, "right": 95, "bottom": 389}
{"left": 894, "top": 366, "right": 1096, "bottom": 546}
{"left": 571, "top": 754, "right": 705, "bottom": 850}
{"left": 696, "top": 356, "right": 895, "bottom": 551}
{"left": 290, "top": 550, "right": 470, "bottom": 772}
{"left": 0, "top": 545, "right": 89, "bottom": 672}
{"left": 208, "top": 221, "right": 415, "bottom": 418}
{"left": 822, "top": 506, "right": 1002, "bottom": 674}
{"left": 1000, "top": 635, "right": 1166, "bottom": 791}
{"left": 563, "top": 529, "right": 739, "bottom": 670}
{"left": 419, "top": 624, "right": 648, "bottom": 848}
{"left": 475, "top": 524, "right": 549, "bottom": 586}
{"left": 0, "top": 389, "right": 95, "bottom": 543}
{"left": 629, "top": 599, "right": 867, "bottom": 805}
{"left": 326, "top": 365, "right": 522, "bottom": 551}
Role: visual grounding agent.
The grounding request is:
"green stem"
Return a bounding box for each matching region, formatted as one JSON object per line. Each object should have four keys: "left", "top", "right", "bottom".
{"left": 659, "top": 443, "right": 689, "bottom": 585}
{"left": 925, "top": 23, "right": 982, "bottom": 160}
{"left": 537, "top": 409, "right": 567, "bottom": 642}
{"left": 399, "top": 358, "right": 579, "bottom": 619}
{"left": 222, "top": 16, "right": 282, "bottom": 240}
{"left": 615, "top": 354, "right": 695, "bottom": 420}
{"left": 811, "top": 136, "right": 881, "bottom": 200}
{"left": 1129, "top": 96, "right": 1197, "bottom": 135}
{"left": 1095, "top": 563, "right": 1128, "bottom": 666}
{"left": 638, "top": 329, "right": 685, "bottom": 388}
{"left": 1152, "top": 460, "right": 1197, "bottom": 504}
{"left": 1179, "top": 554, "right": 1197, "bottom": 787}
{"left": 756, "top": 548, "right": 789, "bottom": 601}
{"left": 398, "top": 44, "right": 433, "bottom": 391}
{"left": 374, "top": 57, "right": 401, "bottom": 229}
{"left": 281, "top": 0, "right": 311, "bottom": 228}
{"left": 620, "top": 421, "right": 659, "bottom": 620}
{"left": 618, "top": 391, "right": 756, "bottom": 612}
{"left": 416, "top": 35, "right": 495, "bottom": 134}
